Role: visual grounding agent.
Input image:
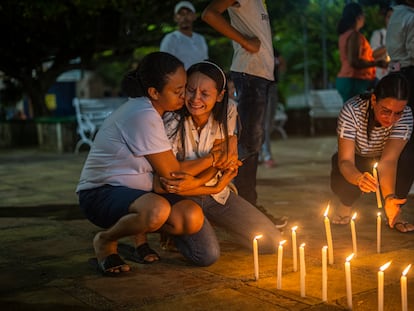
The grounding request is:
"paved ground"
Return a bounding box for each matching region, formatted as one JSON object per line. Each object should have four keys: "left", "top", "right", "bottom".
{"left": 1, "top": 136, "right": 413, "bottom": 310}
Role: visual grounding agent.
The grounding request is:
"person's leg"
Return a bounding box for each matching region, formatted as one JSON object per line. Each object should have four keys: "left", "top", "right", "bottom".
{"left": 330, "top": 153, "right": 374, "bottom": 223}
{"left": 80, "top": 187, "right": 172, "bottom": 273}
{"left": 231, "top": 72, "right": 270, "bottom": 205}
{"left": 161, "top": 199, "right": 204, "bottom": 235}
{"left": 159, "top": 198, "right": 219, "bottom": 266}
{"left": 172, "top": 217, "right": 220, "bottom": 267}
{"left": 396, "top": 138, "right": 414, "bottom": 199}
{"left": 261, "top": 82, "right": 277, "bottom": 166}
{"left": 200, "top": 193, "right": 281, "bottom": 254}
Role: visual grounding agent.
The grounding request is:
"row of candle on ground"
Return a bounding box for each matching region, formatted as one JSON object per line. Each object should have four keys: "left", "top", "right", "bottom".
{"left": 253, "top": 236, "right": 411, "bottom": 310}
{"left": 324, "top": 204, "right": 384, "bottom": 263}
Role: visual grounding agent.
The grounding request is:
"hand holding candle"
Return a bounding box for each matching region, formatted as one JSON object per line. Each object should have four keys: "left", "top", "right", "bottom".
{"left": 323, "top": 204, "right": 334, "bottom": 264}
{"left": 277, "top": 240, "right": 286, "bottom": 289}
{"left": 253, "top": 235, "right": 262, "bottom": 281}
{"left": 401, "top": 264, "right": 411, "bottom": 311}
{"left": 373, "top": 163, "right": 383, "bottom": 208}
{"left": 345, "top": 253, "right": 354, "bottom": 310}
{"left": 350, "top": 212, "right": 357, "bottom": 256}
{"left": 378, "top": 261, "right": 392, "bottom": 311}
{"left": 291, "top": 226, "right": 298, "bottom": 272}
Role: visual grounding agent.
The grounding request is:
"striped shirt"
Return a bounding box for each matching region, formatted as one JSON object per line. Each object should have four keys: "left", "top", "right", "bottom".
{"left": 337, "top": 96, "right": 413, "bottom": 157}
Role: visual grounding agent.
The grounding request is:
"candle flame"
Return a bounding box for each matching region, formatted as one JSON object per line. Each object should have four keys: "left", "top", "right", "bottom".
{"left": 380, "top": 261, "right": 392, "bottom": 271}
{"left": 279, "top": 240, "right": 286, "bottom": 246}
{"left": 323, "top": 245, "right": 328, "bottom": 250}
{"left": 402, "top": 264, "right": 411, "bottom": 276}
{"left": 351, "top": 212, "right": 357, "bottom": 220}
{"left": 377, "top": 212, "right": 381, "bottom": 217}
{"left": 324, "top": 204, "right": 330, "bottom": 217}
{"left": 374, "top": 162, "right": 378, "bottom": 169}
{"left": 291, "top": 226, "right": 298, "bottom": 231}
{"left": 254, "top": 234, "right": 263, "bottom": 240}
{"left": 346, "top": 253, "right": 354, "bottom": 262}
{"left": 300, "top": 243, "right": 306, "bottom": 248}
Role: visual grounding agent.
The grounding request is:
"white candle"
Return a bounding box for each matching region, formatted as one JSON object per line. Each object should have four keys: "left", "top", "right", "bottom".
{"left": 373, "top": 162, "right": 383, "bottom": 208}
{"left": 350, "top": 212, "right": 357, "bottom": 256}
{"left": 277, "top": 240, "right": 286, "bottom": 289}
{"left": 378, "top": 261, "right": 392, "bottom": 311}
{"left": 377, "top": 212, "right": 382, "bottom": 254}
{"left": 291, "top": 226, "right": 298, "bottom": 272}
{"left": 401, "top": 264, "right": 411, "bottom": 311}
{"left": 299, "top": 243, "right": 306, "bottom": 297}
{"left": 253, "top": 235, "right": 262, "bottom": 281}
{"left": 324, "top": 205, "right": 334, "bottom": 264}
{"left": 345, "top": 253, "right": 354, "bottom": 310}
{"left": 322, "top": 246, "right": 328, "bottom": 302}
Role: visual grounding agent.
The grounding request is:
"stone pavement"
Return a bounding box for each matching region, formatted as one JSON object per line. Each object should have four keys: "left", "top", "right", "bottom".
{"left": 0, "top": 136, "right": 413, "bottom": 311}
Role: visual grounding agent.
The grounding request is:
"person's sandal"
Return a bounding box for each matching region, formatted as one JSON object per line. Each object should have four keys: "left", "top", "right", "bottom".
{"left": 133, "top": 243, "right": 160, "bottom": 264}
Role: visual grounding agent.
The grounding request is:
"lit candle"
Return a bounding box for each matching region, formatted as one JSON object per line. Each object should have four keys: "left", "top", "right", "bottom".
{"left": 377, "top": 212, "right": 382, "bottom": 254}
{"left": 373, "top": 162, "right": 382, "bottom": 208}
{"left": 291, "top": 226, "right": 298, "bottom": 272}
{"left": 324, "top": 204, "right": 334, "bottom": 264}
{"left": 350, "top": 212, "right": 357, "bottom": 256}
{"left": 253, "top": 235, "right": 262, "bottom": 281}
{"left": 401, "top": 264, "right": 411, "bottom": 311}
{"left": 299, "top": 243, "right": 306, "bottom": 297}
{"left": 277, "top": 240, "right": 286, "bottom": 289}
{"left": 378, "top": 261, "right": 392, "bottom": 311}
{"left": 322, "top": 246, "right": 328, "bottom": 302}
{"left": 345, "top": 253, "right": 354, "bottom": 310}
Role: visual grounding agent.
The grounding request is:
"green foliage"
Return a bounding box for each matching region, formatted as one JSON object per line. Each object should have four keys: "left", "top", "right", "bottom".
{"left": 0, "top": 0, "right": 393, "bottom": 116}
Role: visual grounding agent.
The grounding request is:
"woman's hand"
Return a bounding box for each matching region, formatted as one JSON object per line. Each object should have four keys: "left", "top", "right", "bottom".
{"left": 211, "top": 136, "right": 238, "bottom": 168}
{"left": 384, "top": 196, "right": 406, "bottom": 228}
{"left": 160, "top": 172, "right": 200, "bottom": 193}
{"left": 356, "top": 172, "right": 377, "bottom": 193}
{"left": 211, "top": 168, "right": 238, "bottom": 193}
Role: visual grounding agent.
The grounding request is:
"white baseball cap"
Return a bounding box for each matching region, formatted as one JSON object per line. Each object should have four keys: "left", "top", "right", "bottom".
{"left": 174, "top": 1, "right": 196, "bottom": 14}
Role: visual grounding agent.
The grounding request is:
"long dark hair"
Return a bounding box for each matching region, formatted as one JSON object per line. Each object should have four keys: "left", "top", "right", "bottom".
{"left": 121, "top": 52, "right": 184, "bottom": 98}
{"left": 168, "top": 60, "right": 230, "bottom": 160}
{"left": 365, "top": 72, "right": 410, "bottom": 138}
{"left": 337, "top": 2, "right": 363, "bottom": 35}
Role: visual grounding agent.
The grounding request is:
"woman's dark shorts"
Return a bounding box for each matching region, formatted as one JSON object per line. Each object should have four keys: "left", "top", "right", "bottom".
{"left": 78, "top": 185, "right": 184, "bottom": 229}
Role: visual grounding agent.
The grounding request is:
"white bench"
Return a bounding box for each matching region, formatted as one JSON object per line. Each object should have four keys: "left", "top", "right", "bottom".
{"left": 286, "top": 90, "right": 343, "bottom": 136}
{"left": 73, "top": 97, "right": 126, "bottom": 153}
{"left": 309, "top": 89, "right": 343, "bottom": 136}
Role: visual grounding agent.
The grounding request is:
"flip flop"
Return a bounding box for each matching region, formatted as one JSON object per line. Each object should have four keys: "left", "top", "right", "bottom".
{"left": 393, "top": 222, "right": 414, "bottom": 233}
{"left": 89, "top": 254, "right": 131, "bottom": 277}
{"left": 118, "top": 242, "right": 160, "bottom": 264}
{"left": 332, "top": 215, "right": 351, "bottom": 225}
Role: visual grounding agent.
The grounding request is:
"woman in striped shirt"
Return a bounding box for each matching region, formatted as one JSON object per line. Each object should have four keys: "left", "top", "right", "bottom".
{"left": 330, "top": 73, "right": 414, "bottom": 233}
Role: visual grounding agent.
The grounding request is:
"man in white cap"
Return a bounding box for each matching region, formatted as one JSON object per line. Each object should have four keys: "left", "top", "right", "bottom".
{"left": 160, "top": 1, "right": 209, "bottom": 69}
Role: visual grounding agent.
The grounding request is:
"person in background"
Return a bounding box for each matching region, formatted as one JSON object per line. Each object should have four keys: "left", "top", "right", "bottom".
{"left": 330, "top": 73, "right": 414, "bottom": 233}
{"left": 161, "top": 61, "right": 284, "bottom": 255}
{"left": 201, "top": 0, "right": 275, "bottom": 209}
{"left": 336, "top": 2, "right": 388, "bottom": 102}
{"left": 260, "top": 49, "right": 286, "bottom": 168}
{"left": 369, "top": 6, "right": 393, "bottom": 84}
{"left": 386, "top": 0, "right": 414, "bottom": 206}
{"left": 160, "top": 1, "right": 208, "bottom": 70}
{"left": 76, "top": 52, "right": 229, "bottom": 276}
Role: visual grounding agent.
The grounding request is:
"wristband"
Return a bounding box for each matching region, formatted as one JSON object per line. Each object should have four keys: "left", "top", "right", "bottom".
{"left": 384, "top": 193, "right": 397, "bottom": 201}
